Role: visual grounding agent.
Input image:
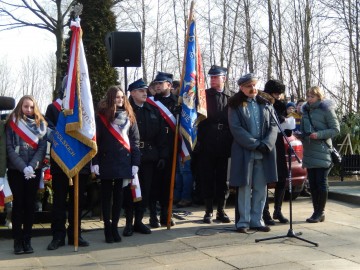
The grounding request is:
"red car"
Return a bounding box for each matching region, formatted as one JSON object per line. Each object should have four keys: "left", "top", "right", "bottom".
{"left": 268, "top": 135, "right": 308, "bottom": 200}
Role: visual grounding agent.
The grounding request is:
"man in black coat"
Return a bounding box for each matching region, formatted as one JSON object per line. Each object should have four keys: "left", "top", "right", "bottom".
{"left": 45, "top": 75, "right": 90, "bottom": 250}
{"left": 150, "top": 71, "right": 179, "bottom": 227}
{"left": 122, "top": 78, "right": 168, "bottom": 236}
{"left": 196, "top": 65, "right": 233, "bottom": 224}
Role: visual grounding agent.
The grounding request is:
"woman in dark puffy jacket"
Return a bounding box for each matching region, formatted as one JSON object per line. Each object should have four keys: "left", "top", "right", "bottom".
{"left": 300, "top": 86, "right": 340, "bottom": 223}
{"left": 6, "top": 95, "right": 47, "bottom": 254}
{"left": 91, "top": 86, "right": 140, "bottom": 243}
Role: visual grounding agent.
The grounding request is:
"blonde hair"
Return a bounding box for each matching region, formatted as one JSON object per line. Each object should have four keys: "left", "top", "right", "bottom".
{"left": 306, "top": 86, "right": 324, "bottom": 100}
{"left": 7, "top": 95, "right": 46, "bottom": 127}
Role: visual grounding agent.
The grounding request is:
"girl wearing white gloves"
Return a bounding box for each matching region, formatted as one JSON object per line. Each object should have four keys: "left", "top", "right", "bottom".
{"left": 92, "top": 86, "right": 140, "bottom": 243}
{"left": 6, "top": 95, "right": 47, "bottom": 254}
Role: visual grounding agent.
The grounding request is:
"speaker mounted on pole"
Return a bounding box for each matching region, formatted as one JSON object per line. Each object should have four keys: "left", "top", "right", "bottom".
{"left": 105, "top": 31, "right": 142, "bottom": 67}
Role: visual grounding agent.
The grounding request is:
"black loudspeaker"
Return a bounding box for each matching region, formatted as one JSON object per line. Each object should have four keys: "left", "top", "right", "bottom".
{"left": 105, "top": 32, "right": 141, "bottom": 67}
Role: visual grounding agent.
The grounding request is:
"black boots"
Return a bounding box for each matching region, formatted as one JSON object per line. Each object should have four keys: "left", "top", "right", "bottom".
{"left": 307, "top": 190, "right": 327, "bottom": 223}
{"left": 203, "top": 199, "right": 213, "bottom": 224}
{"left": 263, "top": 199, "right": 275, "bottom": 225}
{"left": 272, "top": 187, "right": 289, "bottom": 224}
{"left": 134, "top": 209, "right": 151, "bottom": 234}
{"left": 104, "top": 222, "right": 114, "bottom": 243}
{"left": 14, "top": 239, "right": 24, "bottom": 255}
{"left": 124, "top": 208, "right": 151, "bottom": 235}
{"left": 149, "top": 202, "right": 161, "bottom": 228}
{"left": 14, "top": 239, "right": 33, "bottom": 255}
{"left": 216, "top": 199, "right": 230, "bottom": 223}
{"left": 160, "top": 207, "right": 175, "bottom": 227}
{"left": 112, "top": 222, "right": 122, "bottom": 242}
{"left": 123, "top": 209, "right": 134, "bottom": 237}
{"left": 23, "top": 238, "right": 34, "bottom": 254}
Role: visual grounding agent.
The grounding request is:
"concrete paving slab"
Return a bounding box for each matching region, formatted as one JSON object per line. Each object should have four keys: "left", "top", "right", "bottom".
{"left": 0, "top": 197, "right": 360, "bottom": 269}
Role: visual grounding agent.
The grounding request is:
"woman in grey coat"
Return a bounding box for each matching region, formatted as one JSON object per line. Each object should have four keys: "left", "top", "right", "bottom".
{"left": 300, "top": 86, "right": 340, "bottom": 223}
{"left": 6, "top": 95, "right": 47, "bottom": 254}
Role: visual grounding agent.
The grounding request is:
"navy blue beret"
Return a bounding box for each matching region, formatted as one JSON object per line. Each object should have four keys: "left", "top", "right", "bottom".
{"left": 286, "top": 102, "right": 296, "bottom": 109}
{"left": 208, "top": 65, "right": 227, "bottom": 76}
{"left": 237, "top": 73, "right": 259, "bottom": 85}
{"left": 128, "top": 78, "right": 148, "bottom": 92}
{"left": 153, "top": 72, "right": 173, "bottom": 84}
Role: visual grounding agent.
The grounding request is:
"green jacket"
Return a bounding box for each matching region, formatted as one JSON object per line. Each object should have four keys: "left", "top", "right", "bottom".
{"left": 0, "top": 121, "right": 6, "bottom": 177}
{"left": 300, "top": 100, "right": 340, "bottom": 169}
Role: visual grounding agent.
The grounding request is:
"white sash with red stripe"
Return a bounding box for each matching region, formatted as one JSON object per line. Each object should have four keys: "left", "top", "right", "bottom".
{"left": 9, "top": 117, "right": 39, "bottom": 149}
{"left": 98, "top": 114, "right": 131, "bottom": 152}
{"left": 53, "top": 98, "right": 62, "bottom": 111}
{"left": 146, "top": 97, "right": 190, "bottom": 158}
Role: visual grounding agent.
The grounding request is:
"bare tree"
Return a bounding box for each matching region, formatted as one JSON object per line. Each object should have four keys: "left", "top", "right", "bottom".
{"left": 0, "top": 57, "right": 13, "bottom": 97}
{"left": 0, "top": 0, "right": 75, "bottom": 93}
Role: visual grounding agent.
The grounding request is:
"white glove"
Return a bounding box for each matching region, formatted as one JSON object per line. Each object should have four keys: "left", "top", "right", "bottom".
{"left": 132, "top": 165, "right": 139, "bottom": 176}
{"left": 0, "top": 177, "right": 4, "bottom": 192}
{"left": 24, "top": 166, "right": 36, "bottom": 180}
{"left": 91, "top": 165, "right": 100, "bottom": 175}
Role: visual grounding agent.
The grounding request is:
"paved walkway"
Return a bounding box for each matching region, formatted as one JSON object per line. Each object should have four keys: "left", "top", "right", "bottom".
{"left": 0, "top": 179, "right": 359, "bottom": 269}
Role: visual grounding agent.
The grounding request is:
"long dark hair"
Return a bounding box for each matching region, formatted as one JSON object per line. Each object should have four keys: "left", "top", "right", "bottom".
{"left": 97, "top": 86, "right": 136, "bottom": 125}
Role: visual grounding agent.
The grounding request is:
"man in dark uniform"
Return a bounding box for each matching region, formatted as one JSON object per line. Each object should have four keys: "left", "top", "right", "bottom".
{"left": 46, "top": 76, "right": 90, "bottom": 250}
{"left": 150, "top": 71, "right": 179, "bottom": 227}
{"left": 122, "top": 78, "right": 168, "bottom": 236}
{"left": 196, "top": 65, "right": 233, "bottom": 224}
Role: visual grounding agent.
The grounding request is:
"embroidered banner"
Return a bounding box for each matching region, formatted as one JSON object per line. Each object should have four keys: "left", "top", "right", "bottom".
{"left": 51, "top": 18, "right": 97, "bottom": 178}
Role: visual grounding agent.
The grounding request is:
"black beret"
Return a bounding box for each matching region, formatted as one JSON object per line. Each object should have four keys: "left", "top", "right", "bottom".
{"left": 208, "top": 65, "right": 227, "bottom": 76}
{"left": 153, "top": 72, "right": 174, "bottom": 84}
{"left": 237, "top": 73, "right": 259, "bottom": 85}
{"left": 128, "top": 78, "right": 148, "bottom": 92}
{"left": 264, "top": 79, "right": 285, "bottom": 94}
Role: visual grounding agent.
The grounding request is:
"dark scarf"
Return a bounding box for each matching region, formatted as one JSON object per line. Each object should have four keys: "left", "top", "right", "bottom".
{"left": 114, "top": 108, "right": 129, "bottom": 129}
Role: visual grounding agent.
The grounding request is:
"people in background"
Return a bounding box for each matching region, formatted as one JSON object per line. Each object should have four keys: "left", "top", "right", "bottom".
{"left": 122, "top": 78, "right": 167, "bottom": 236}
{"left": 150, "top": 71, "right": 179, "bottom": 227}
{"left": 92, "top": 86, "right": 141, "bottom": 243}
{"left": 300, "top": 86, "right": 340, "bottom": 223}
{"left": 196, "top": 65, "right": 233, "bottom": 224}
{"left": 46, "top": 75, "right": 90, "bottom": 250}
{"left": 262, "top": 79, "right": 290, "bottom": 225}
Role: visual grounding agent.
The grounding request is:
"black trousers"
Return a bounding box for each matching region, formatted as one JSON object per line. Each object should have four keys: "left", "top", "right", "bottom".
{"left": 51, "top": 172, "right": 88, "bottom": 240}
{"left": 101, "top": 179, "right": 123, "bottom": 225}
{"left": 123, "top": 162, "right": 155, "bottom": 212}
{"left": 151, "top": 159, "right": 172, "bottom": 209}
{"left": 7, "top": 169, "right": 40, "bottom": 240}
{"left": 198, "top": 154, "right": 229, "bottom": 202}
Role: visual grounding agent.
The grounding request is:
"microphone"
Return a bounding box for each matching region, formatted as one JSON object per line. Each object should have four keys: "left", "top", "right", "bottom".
{"left": 0, "top": 96, "right": 15, "bottom": 111}
{"left": 257, "top": 95, "right": 271, "bottom": 105}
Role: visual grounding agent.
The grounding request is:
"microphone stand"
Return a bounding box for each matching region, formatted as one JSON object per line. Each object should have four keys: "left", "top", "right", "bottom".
{"left": 255, "top": 102, "right": 318, "bottom": 247}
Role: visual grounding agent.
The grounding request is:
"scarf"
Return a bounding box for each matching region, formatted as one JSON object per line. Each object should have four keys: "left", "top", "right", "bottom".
{"left": 113, "top": 109, "right": 129, "bottom": 130}
{"left": 21, "top": 115, "right": 47, "bottom": 139}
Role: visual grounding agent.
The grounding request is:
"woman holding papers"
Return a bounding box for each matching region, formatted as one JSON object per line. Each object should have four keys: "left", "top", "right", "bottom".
{"left": 6, "top": 95, "right": 48, "bottom": 254}
{"left": 92, "top": 86, "right": 141, "bottom": 243}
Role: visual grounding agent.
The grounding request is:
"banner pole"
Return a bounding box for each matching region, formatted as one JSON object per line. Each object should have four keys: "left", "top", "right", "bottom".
{"left": 74, "top": 173, "right": 79, "bottom": 251}
{"left": 166, "top": 0, "right": 196, "bottom": 230}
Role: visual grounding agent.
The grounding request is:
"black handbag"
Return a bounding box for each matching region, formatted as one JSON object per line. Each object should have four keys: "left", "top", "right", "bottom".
{"left": 306, "top": 111, "right": 341, "bottom": 165}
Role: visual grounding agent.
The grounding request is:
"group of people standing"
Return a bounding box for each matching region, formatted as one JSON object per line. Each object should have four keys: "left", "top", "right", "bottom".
{"left": 1, "top": 64, "right": 339, "bottom": 254}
